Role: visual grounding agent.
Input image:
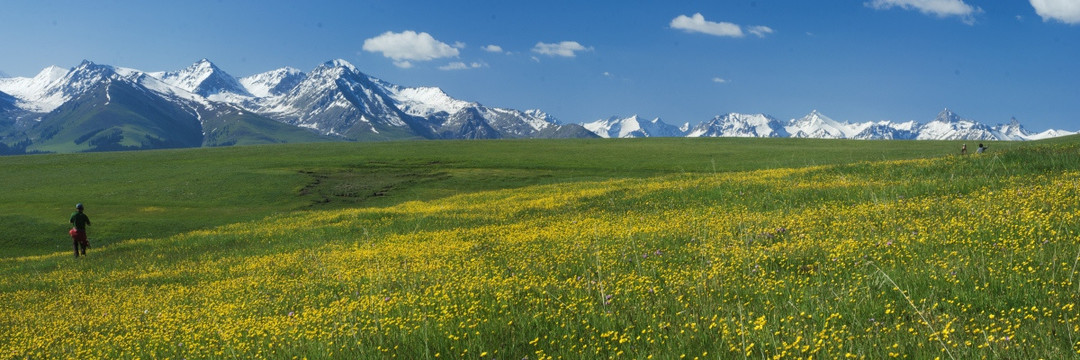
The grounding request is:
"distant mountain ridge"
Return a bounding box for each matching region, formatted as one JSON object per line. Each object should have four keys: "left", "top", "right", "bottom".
{"left": 0, "top": 58, "right": 1075, "bottom": 154}
{"left": 582, "top": 115, "right": 687, "bottom": 138}
{"left": 0, "top": 59, "right": 594, "bottom": 153}
{"left": 589, "top": 109, "right": 1074, "bottom": 141}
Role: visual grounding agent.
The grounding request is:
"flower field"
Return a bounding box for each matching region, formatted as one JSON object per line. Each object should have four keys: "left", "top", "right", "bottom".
{"left": 2, "top": 142, "right": 1079, "bottom": 359}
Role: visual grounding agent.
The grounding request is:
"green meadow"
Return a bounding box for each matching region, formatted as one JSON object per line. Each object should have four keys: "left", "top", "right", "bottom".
{"left": 0, "top": 138, "right": 988, "bottom": 258}
{"left": 2, "top": 137, "right": 1078, "bottom": 359}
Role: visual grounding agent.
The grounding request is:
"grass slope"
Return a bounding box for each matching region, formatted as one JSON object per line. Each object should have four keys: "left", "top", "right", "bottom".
{"left": 0, "top": 137, "right": 996, "bottom": 258}
{"left": 27, "top": 81, "right": 204, "bottom": 153}
{"left": 201, "top": 111, "right": 335, "bottom": 147}
{"left": 1, "top": 136, "right": 1076, "bottom": 359}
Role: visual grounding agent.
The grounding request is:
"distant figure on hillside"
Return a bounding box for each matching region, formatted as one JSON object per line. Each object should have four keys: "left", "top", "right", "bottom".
{"left": 69, "top": 203, "right": 91, "bottom": 257}
{"left": 961, "top": 144, "right": 967, "bottom": 155}
{"left": 977, "top": 143, "right": 987, "bottom": 154}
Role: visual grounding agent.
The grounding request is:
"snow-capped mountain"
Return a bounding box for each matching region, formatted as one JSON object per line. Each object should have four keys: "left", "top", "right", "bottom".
{"left": 0, "top": 65, "right": 83, "bottom": 113}
{"left": 585, "top": 108, "right": 1074, "bottom": 141}
{"left": 916, "top": 109, "right": 997, "bottom": 141}
{"left": 991, "top": 117, "right": 1075, "bottom": 140}
{"left": 687, "top": 113, "right": 788, "bottom": 138}
{"left": 782, "top": 110, "right": 922, "bottom": 140}
{"left": 1, "top": 59, "right": 1075, "bottom": 154}
{"left": 0, "top": 60, "right": 335, "bottom": 153}
{"left": 150, "top": 59, "right": 252, "bottom": 101}
{"left": 786, "top": 110, "right": 857, "bottom": 139}
{"left": 381, "top": 83, "right": 474, "bottom": 119}
{"left": 582, "top": 115, "right": 686, "bottom": 138}
{"left": 239, "top": 67, "right": 306, "bottom": 98}
{"left": 247, "top": 59, "right": 416, "bottom": 138}
{"left": 0, "top": 58, "right": 591, "bottom": 153}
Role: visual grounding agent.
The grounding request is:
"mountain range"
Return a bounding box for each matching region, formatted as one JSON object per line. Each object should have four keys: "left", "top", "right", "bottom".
{"left": 0, "top": 59, "right": 592, "bottom": 154}
{"left": 585, "top": 110, "right": 1074, "bottom": 141}
{"left": 0, "top": 59, "right": 1074, "bottom": 154}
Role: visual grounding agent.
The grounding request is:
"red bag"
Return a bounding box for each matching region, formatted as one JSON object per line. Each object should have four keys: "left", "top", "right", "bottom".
{"left": 70, "top": 228, "right": 87, "bottom": 244}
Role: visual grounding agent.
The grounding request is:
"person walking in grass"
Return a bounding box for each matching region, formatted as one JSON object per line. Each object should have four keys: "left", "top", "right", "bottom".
{"left": 69, "top": 203, "right": 91, "bottom": 257}
{"left": 977, "top": 143, "right": 987, "bottom": 154}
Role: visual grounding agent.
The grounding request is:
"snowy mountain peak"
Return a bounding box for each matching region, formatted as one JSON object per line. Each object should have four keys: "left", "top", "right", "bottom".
{"left": 785, "top": 110, "right": 856, "bottom": 139}
{"left": 321, "top": 59, "right": 360, "bottom": 73}
{"left": 239, "top": 67, "right": 306, "bottom": 97}
{"left": 0, "top": 65, "right": 70, "bottom": 108}
{"left": 934, "top": 108, "right": 965, "bottom": 123}
{"left": 583, "top": 114, "right": 685, "bottom": 138}
{"left": 388, "top": 85, "right": 475, "bottom": 118}
{"left": 151, "top": 59, "right": 251, "bottom": 98}
{"left": 918, "top": 109, "right": 996, "bottom": 140}
{"left": 523, "top": 109, "right": 559, "bottom": 124}
{"left": 687, "top": 113, "right": 787, "bottom": 138}
{"left": 36, "top": 65, "right": 69, "bottom": 84}
{"left": 0, "top": 60, "right": 121, "bottom": 113}
{"left": 995, "top": 117, "right": 1029, "bottom": 140}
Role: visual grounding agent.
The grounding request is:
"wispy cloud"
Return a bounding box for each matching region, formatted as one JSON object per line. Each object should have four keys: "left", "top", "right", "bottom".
{"left": 747, "top": 26, "right": 775, "bottom": 38}
{"left": 362, "top": 30, "right": 460, "bottom": 68}
{"left": 1030, "top": 0, "right": 1080, "bottom": 24}
{"left": 670, "top": 13, "right": 773, "bottom": 38}
{"left": 866, "top": 0, "right": 981, "bottom": 24}
{"left": 532, "top": 41, "right": 593, "bottom": 57}
{"left": 439, "top": 62, "right": 488, "bottom": 71}
{"left": 712, "top": 77, "right": 728, "bottom": 84}
{"left": 483, "top": 45, "right": 504, "bottom": 53}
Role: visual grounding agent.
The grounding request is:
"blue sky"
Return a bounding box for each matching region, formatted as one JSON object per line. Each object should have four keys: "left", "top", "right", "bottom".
{"left": 2, "top": 0, "right": 1078, "bottom": 131}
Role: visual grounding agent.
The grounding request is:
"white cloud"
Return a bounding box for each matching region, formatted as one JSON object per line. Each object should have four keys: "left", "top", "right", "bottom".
{"left": 453, "top": 41, "right": 466, "bottom": 49}
{"left": 747, "top": 25, "right": 775, "bottom": 38}
{"left": 483, "top": 45, "right": 504, "bottom": 53}
{"left": 670, "top": 13, "right": 774, "bottom": 39}
{"left": 1030, "top": 0, "right": 1080, "bottom": 24}
{"left": 670, "top": 13, "right": 744, "bottom": 37}
{"left": 866, "top": 0, "right": 981, "bottom": 23}
{"left": 532, "top": 41, "right": 593, "bottom": 57}
{"left": 438, "top": 62, "right": 488, "bottom": 71}
{"left": 712, "top": 77, "right": 728, "bottom": 83}
{"left": 362, "top": 30, "right": 460, "bottom": 68}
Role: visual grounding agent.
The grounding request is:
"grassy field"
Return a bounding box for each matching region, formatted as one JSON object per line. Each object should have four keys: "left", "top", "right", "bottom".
{"left": 1, "top": 136, "right": 1077, "bottom": 359}
{"left": 0, "top": 137, "right": 994, "bottom": 258}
